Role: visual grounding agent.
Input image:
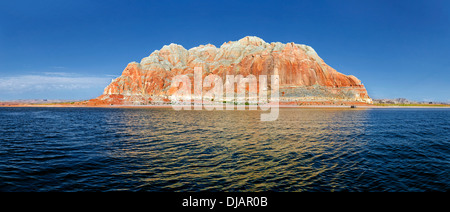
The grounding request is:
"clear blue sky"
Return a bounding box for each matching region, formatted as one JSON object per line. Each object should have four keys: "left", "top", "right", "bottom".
{"left": 0, "top": 0, "right": 449, "bottom": 101}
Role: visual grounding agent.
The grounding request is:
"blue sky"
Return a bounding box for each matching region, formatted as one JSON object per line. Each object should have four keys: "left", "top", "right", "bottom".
{"left": 0, "top": 0, "right": 449, "bottom": 101}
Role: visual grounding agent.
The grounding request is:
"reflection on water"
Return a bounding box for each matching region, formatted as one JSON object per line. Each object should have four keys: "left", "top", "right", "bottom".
{"left": 0, "top": 107, "right": 448, "bottom": 191}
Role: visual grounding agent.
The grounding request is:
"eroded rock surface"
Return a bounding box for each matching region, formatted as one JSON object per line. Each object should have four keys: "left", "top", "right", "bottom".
{"left": 88, "top": 36, "right": 371, "bottom": 105}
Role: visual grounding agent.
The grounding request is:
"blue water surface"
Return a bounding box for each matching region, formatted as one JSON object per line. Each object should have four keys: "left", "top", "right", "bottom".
{"left": 0, "top": 107, "right": 448, "bottom": 191}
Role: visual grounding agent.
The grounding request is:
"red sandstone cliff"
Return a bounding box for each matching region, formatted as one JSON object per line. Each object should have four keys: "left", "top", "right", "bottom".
{"left": 88, "top": 36, "right": 371, "bottom": 105}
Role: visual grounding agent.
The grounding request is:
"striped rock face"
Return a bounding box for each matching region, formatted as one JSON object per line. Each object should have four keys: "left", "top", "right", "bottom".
{"left": 89, "top": 36, "right": 372, "bottom": 105}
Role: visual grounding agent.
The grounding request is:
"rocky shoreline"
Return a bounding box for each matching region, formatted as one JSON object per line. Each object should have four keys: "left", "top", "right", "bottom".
{"left": 1, "top": 102, "right": 448, "bottom": 109}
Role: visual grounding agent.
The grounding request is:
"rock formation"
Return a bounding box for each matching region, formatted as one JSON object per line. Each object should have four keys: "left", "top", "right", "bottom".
{"left": 88, "top": 36, "right": 372, "bottom": 105}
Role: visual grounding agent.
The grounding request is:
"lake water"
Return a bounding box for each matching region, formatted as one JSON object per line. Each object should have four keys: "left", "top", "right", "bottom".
{"left": 0, "top": 107, "right": 448, "bottom": 191}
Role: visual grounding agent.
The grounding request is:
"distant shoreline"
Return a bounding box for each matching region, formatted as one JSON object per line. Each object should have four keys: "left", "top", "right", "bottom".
{"left": 1, "top": 104, "right": 449, "bottom": 109}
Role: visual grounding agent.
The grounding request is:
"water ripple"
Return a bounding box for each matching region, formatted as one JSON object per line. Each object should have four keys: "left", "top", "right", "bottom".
{"left": 0, "top": 107, "right": 449, "bottom": 191}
